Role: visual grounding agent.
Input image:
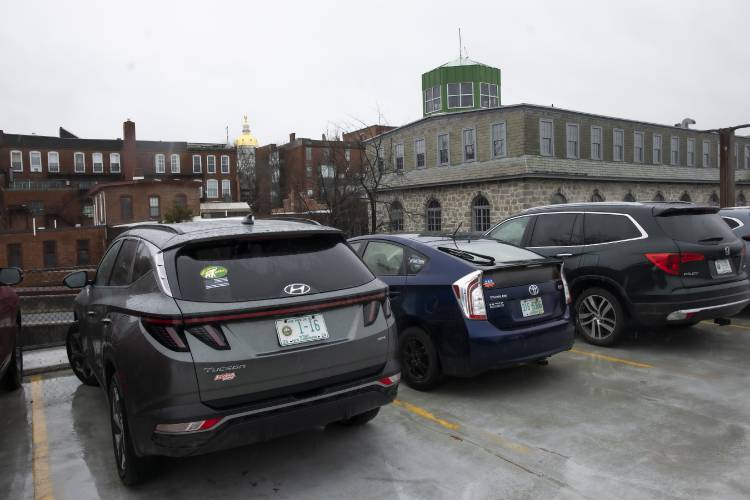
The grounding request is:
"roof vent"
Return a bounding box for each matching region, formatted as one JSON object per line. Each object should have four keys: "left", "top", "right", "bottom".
{"left": 242, "top": 214, "right": 255, "bottom": 225}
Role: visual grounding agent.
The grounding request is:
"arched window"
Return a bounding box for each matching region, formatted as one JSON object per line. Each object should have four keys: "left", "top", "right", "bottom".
{"left": 471, "top": 195, "right": 491, "bottom": 232}
{"left": 737, "top": 191, "right": 747, "bottom": 206}
{"left": 550, "top": 191, "right": 567, "bottom": 205}
{"left": 591, "top": 190, "right": 604, "bottom": 202}
{"left": 680, "top": 191, "right": 692, "bottom": 202}
{"left": 707, "top": 191, "right": 719, "bottom": 206}
{"left": 623, "top": 192, "right": 636, "bottom": 202}
{"left": 426, "top": 199, "right": 442, "bottom": 232}
{"left": 653, "top": 191, "right": 665, "bottom": 202}
{"left": 390, "top": 201, "right": 404, "bottom": 232}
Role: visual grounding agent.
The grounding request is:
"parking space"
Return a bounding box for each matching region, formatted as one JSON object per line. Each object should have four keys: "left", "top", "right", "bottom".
{"left": 3, "top": 317, "right": 750, "bottom": 500}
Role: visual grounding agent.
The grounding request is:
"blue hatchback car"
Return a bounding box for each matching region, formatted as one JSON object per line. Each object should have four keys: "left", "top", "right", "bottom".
{"left": 349, "top": 234, "right": 575, "bottom": 390}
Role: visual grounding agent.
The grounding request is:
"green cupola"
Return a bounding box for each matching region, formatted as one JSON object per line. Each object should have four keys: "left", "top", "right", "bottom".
{"left": 421, "top": 57, "right": 501, "bottom": 116}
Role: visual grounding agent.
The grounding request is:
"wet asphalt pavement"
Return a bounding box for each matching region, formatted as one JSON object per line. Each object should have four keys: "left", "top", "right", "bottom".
{"left": 2, "top": 317, "right": 750, "bottom": 500}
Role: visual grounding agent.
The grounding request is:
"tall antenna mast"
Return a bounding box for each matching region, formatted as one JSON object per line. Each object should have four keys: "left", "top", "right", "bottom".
{"left": 458, "top": 28, "right": 462, "bottom": 60}
{"left": 226, "top": 125, "right": 229, "bottom": 145}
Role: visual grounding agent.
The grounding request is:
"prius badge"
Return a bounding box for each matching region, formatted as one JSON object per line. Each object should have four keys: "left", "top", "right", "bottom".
{"left": 284, "top": 283, "right": 311, "bottom": 295}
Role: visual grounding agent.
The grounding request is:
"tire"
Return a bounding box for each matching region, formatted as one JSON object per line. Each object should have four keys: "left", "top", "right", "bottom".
{"left": 66, "top": 323, "right": 99, "bottom": 387}
{"left": 109, "top": 373, "right": 150, "bottom": 486}
{"left": 2, "top": 316, "right": 23, "bottom": 390}
{"left": 398, "top": 327, "right": 441, "bottom": 391}
{"left": 575, "top": 287, "right": 626, "bottom": 346}
{"left": 338, "top": 407, "right": 381, "bottom": 426}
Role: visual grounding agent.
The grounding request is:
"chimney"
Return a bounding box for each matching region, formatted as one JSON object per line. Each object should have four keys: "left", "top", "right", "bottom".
{"left": 289, "top": 132, "right": 296, "bottom": 142}
{"left": 122, "top": 120, "right": 139, "bottom": 180}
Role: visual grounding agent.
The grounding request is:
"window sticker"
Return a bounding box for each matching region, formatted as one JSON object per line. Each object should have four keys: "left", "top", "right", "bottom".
{"left": 200, "top": 265, "right": 230, "bottom": 289}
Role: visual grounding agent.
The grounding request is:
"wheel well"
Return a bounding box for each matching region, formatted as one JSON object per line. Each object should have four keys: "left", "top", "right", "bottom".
{"left": 571, "top": 277, "right": 631, "bottom": 317}
{"left": 104, "top": 360, "right": 116, "bottom": 391}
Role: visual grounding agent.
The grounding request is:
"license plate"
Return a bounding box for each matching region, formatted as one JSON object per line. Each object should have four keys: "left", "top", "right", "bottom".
{"left": 275, "top": 314, "right": 329, "bottom": 346}
{"left": 520, "top": 297, "right": 544, "bottom": 317}
{"left": 715, "top": 258, "right": 732, "bottom": 275}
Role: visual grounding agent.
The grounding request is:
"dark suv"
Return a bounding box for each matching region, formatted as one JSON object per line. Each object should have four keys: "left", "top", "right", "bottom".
{"left": 486, "top": 202, "right": 750, "bottom": 345}
{"left": 63, "top": 218, "right": 399, "bottom": 485}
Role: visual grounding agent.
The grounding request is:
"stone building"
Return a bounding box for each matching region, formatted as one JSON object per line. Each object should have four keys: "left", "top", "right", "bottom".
{"left": 368, "top": 58, "right": 750, "bottom": 233}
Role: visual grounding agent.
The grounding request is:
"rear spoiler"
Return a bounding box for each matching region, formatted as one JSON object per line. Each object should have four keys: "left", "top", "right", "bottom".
{"left": 653, "top": 205, "right": 720, "bottom": 217}
{"left": 483, "top": 257, "right": 562, "bottom": 271}
{"left": 162, "top": 228, "right": 343, "bottom": 251}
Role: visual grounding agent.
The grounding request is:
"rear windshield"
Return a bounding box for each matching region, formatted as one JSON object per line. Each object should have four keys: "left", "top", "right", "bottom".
{"left": 174, "top": 234, "right": 374, "bottom": 302}
{"left": 656, "top": 213, "right": 737, "bottom": 243}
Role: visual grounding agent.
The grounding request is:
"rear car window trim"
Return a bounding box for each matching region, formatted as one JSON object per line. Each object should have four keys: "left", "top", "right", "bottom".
{"left": 722, "top": 216, "right": 744, "bottom": 229}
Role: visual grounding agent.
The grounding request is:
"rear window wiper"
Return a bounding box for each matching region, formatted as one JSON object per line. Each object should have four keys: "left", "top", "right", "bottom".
{"left": 437, "top": 246, "right": 495, "bottom": 265}
{"left": 698, "top": 236, "right": 724, "bottom": 242}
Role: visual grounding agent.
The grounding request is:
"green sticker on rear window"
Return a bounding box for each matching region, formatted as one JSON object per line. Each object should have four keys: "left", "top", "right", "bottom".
{"left": 200, "top": 265, "right": 228, "bottom": 279}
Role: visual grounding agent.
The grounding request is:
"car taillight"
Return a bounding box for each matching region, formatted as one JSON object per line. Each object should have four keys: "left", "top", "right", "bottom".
{"left": 141, "top": 319, "right": 189, "bottom": 352}
{"left": 645, "top": 252, "right": 705, "bottom": 276}
{"left": 452, "top": 270, "right": 487, "bottom": 320}
{"left": 155, "top": 417, "right": 223, "bottom": 434}
{"left": 363, "top": 300, "right": 380, "bottom": 326}
{"left": 560, "top": 265, "right": 572, "bottom": 305}
{"left": 186, "top": 324, "right": 230, "bottom": 350}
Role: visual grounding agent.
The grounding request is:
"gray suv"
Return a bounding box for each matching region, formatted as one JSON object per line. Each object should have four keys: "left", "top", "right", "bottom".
{"left": 63, "top": 217, "right": 399, "bottom": 485}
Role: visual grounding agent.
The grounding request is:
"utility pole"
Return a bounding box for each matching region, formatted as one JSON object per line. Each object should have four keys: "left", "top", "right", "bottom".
{"left": 706, "top": 124, "right": 750, "bottom": 207}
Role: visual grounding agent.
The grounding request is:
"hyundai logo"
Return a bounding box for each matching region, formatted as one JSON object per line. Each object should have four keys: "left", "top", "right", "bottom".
{"left": 283, "top": 283, "right": 311, "bottom": 295}
{"left": 528, "top": 284, "right": 540, "bottom": 296}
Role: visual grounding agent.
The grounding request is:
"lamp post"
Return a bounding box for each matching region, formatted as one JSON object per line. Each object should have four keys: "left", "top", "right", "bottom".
{"left": 706, "top": 124, "right": 750, "bottom": 207}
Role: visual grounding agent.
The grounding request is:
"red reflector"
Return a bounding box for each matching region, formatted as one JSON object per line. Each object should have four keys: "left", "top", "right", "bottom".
{"left": 645, "top": 253, "right": 705, "bottom": 276}
{"left": 199, "top": 417, "right": 223, "bottom": 430}
{"left": 378, "top": 374, "right": 401, "bottom": 386}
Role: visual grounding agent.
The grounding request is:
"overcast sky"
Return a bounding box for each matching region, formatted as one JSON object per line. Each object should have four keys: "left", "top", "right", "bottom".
{"left": 2, "top": 1, "right": 749, "bottom": 144}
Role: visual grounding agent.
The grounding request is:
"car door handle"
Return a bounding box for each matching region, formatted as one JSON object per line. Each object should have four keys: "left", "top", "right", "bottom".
{"left": 100, "top": 318, "right": 112, "bottom": 325}
{"left": 555, "top": 253, "right": 573, "bottom": 258}
{"left": 87, "top": 310, "right": 97, "bottom": 317}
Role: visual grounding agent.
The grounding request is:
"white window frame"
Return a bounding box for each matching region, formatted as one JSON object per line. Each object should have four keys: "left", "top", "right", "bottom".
{"left": 447, "top": 82, "right": 474, "bottom": 109}
{"left": 220, "top": 155, "right": 230, "bottom": 174}
{"left": 491, "top": 122, "right": 507, "bottom": 158}
{"left": 462, "top": 127, "right": 476, "bottom": 162}
{"left": 221, "top": 179, "right": 231, "bottom": 198}
{"left": 437, "top": 133, "right": 450, "bottom": 166}
{"left": 424, "top": 85, "right": 441, "bottom": 113}
{"left": 613, "top": 129, "right": 625, "bottom": 162}
{"left": 394, "top": 143, "right": 404, "bottom": 171}
{"left": 590, "top": 126, "right": 602, "bottom": 160}
{"left": 634, "top": 131, "right": 644, "bottom": 163}
{"left": 74, "top": 152, "right": 85, "bottom": 173}
{"left": 29, "top": 151, "right": 42, "bottom": 172}
{"left": 206, "top": 155, "right": 216, "bottom": 174}
{"left": 10, "top": 150, "right": 23, "bottom": 172}
{"left": 653, "top": 134, "right": 662, "bottom": 164}
{"left": 479, "top": 82, "right": 499, "bottom": 108}
{"left": 566, "top": 123, "right": 579, "bottom": 159}
{"left": 745, "top": 145, "right": 750, "bottom": 169}
{"left": 192, "top": 155, "right": 202, "bottom": 173}
{"left": 687, "top": 138, "right": 695, "bottom": 167}
{"left": 154, "top": 153, "right": 165, "bottom": 174}
{"left": 670, "top": 136, "right": 680, "bottom": 165}
{"left": 92, "top": 152, "right": 104, "bottom": 173}
{"left": 702, "top": 141, "right": 711, "bottom": 168}
{"left": 539, "top": 119, "right": 554, "bottom": 157}
{"left": 344, "top": 148, "right": 351, "bottom": 162}
{"left": 414, "top": 138, "right": 426, "bottom": 168}
{"left": 148, "top": 196, "right": 160, "bottom": 218}
{"left": 206, "top": 179, "right": 219, "bottom": 199}
{"left": 47, "top": 151, "right": 60, "bottom": 173}
{"left": 305, "top": 147, "right": 312, "bottom": 162}
{"left": 110, "top": 153, "right": 121, "bottom": 173}
{"left": 170, "top": 154, "right": 180, "bottom": 173}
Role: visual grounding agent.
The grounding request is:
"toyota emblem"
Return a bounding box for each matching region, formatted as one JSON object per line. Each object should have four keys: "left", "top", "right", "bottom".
{"left": 283, "top": 283, "right": 311, "bottom": 295}
{"left": 528, "top": 284, "right": 540, "bottom": 296}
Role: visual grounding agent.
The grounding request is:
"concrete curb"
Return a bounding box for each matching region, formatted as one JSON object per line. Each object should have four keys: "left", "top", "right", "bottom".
{"left": 24, "top": 362, "right": 71, "bottom": 376}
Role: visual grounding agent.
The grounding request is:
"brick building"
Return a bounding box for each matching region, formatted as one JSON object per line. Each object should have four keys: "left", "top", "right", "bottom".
{"left": 367, "top": 58, "right": 750, "bottom": 233}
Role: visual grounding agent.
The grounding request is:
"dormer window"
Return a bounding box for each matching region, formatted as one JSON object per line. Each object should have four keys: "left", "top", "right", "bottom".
{"left": 479, "top": 83, "right": 499, "bottom": 108}
{"left": 448, "top": 82, "right": 473, "bottom": 109}
{"left": 424, "top": 85, "right": 441, "bottom": 113}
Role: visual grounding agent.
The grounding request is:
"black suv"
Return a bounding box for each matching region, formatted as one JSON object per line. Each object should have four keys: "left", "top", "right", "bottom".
{"left": 63, "top": 217, "right": 399, "bottom": 485}
{"left": 485, "top": 202, "right": 750, "bottom": 345}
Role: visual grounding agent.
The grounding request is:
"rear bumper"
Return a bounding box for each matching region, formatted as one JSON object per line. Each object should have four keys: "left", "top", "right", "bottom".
{"left": 132, "top": 370, "right": 399, "bottom": 458}
{"left": 629, "top": 279, "right": 750, "bottom": 325}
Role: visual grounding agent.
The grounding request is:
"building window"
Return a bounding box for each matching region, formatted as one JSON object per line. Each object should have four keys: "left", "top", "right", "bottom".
{"left": 472, "top": 195, "right": 491, "bottom": 232}
{"left": 221, "top": 179, "right": 231, "bottom": 199}
{"left": 653, "top": 191, "right": 665, "bottom": 202}
{"left": 438, "top": 133, "right": 450, "bottom": 166}
{"left": 120, "top": 196, "right": 133, "bottom": 221}
{"left": 551, "top": 191, "right": 568, "bottom": 204}
{"left": 590, "top": 126, "right": 602, "bottom": 160}
{"left": 76, "top": 240, "right": 90, "bottom": 266}
{"left": 745, "top": 145, "right": 750, "bottom": 169}
{"left": 414, "top": 139, "right": 426, "bottom": 168}
{"left": 653, "top": 134, "right": 662, "bottom": 164}
{"left": 424, "top": 85, "right": 441, "bottom": 113}
{"left": 700, "top": 141, "right": 710, "bottom": 168}
{"left": 170, "top": 154, "right": 180, "bottom": 173}
{"left": 390, "top": 201, "right": 404, "bottom": 231}
{"left": 110, "top": 153, "right": 121, "bottom": 173}
{"left": 479, "top": 83, "right": 499, "bottom": 108}
{"left": 305, "top": 147, "right": 312, "bottom": 162}
{"left": 708, "top": 192, "right": 719, "bottom": 206}
{"left": 566, "top": 123, "right": 579, "bottom": 159}
{"left": 670, "top": 136, "right": 680, "bottom": 165}
{"left": 634, "top": 131, "right": 644, "bottom": 163}
{"left": 680, "top": 191, "right": 691, "bottom": 202}
{"left": 154, "top": 154, "right": 165, "bottom": 174}
{"left": 92, "top": 152, "right": 103, "bottom": 173}
{"left": 395, "top": 143, "right": 404, "bottom": 171}
{"left": 30, "top": 151, "right": 42, "bottom": 172}
{"left": 148, "top": 196, "right": 160, "bottom": 218}
{"left": 221, "top": 155, "right": 230, "bottom": 174}
{"left": 623, "top": 192, "right": 636, "bottom": 202}
{"left": 344, "top": 149, "right": 351, "bottom": 162}
{"left": 687, "top": 138, "right": 696, "bottom": 167}
{"left": 463, "top": 128, "right": 476, "bottom": 161}
{"left": 43, "top": 240, "right": 57, "bottom": 268}
{"left": 305, "top": 165, "right": 312, "bottom": 177}
{"left": 447, "top": 82, "right": 473, "bottom": 109}
{"left": 539, "top": 119, "right": 554, "bottom": 157}
{"left": 174, "top": 194, "right": 187, "bottom": 208}
{"left": 426, "top": 199, "right": 442, "bottom": 232}
{"left": 206, "top": 155, "right": 216, "bottom": 174}
{"left": 48, "top": 152, "right": 60, "bottom": 172}
{"left": 7, "top": 244, "right": 22, "bottom": 268}
{"left": 737, "top": 192, "right": 747, "bottom": 205}
{"left": 192, "top": 155, "right": 202, "bottom": 173}
{"left": 613, "top": 129, "right": 624, "bottom": 162}
{"left": 74, "top": 152, "right": 85, "bottom": 173}
{"left": 10, "top": 150, "right": 23, "bottom": 172}
{"left": 206, "top": 179, "right": 219, "bottom": 198}
{"left": 491, "top": 122, "right": 507, "bottom": 158}
{"left": 82, "top": 204, "right": 93, "bottom": 218}
{"left": 591, "top": 190, "right": 604, "bottom": 202}
{"left": 307, "top": 189, "right": 314, "bottom": 197}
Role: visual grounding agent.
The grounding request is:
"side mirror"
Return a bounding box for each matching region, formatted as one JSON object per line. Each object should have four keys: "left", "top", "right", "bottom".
{"left": 0, "top": 267, "right": 23, "bottom": 286}
{"left": 63, "top": 270, "right": 89, "bottom": 289}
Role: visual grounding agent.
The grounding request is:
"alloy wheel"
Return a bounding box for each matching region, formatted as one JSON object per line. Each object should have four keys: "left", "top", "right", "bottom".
{"left": 111, "top": 384, "right": 127, "bottom": 472}
{"left": 577, "top": 294, "right": 617, "bottom": 340}
{"left": 403, "top": 337, "right": 429, "bottom": 381}
{"left": 68, "top": 330, "right": 94, "bottom": 380}
{"left": 14, "top": 325, "right": 22, "bottom": 381}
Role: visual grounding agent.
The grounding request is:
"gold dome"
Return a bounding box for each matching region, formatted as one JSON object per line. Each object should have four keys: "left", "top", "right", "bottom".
{"left": 234, "top": 115, "right": 259, "bottom": 147}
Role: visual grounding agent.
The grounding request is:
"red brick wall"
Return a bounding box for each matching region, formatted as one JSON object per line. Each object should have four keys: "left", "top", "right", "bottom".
{"left": 99, "top": 181, "right": 201, "bottom": 225}
{"left": 2, "top": 189, "right": 89, "bottom": 230}
{"left": 0, "top": 226, "right": 106, "bottom": 272}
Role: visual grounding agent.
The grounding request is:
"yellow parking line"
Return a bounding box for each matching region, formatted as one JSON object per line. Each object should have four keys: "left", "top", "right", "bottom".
{"left": 569, "top": 348, "right": 654, "bottom": 369}
{"left": 31, "top": 375, "right": 54, "bottom": 500}
{"left": 393, "top": 399, "right": 460, "bottom": 430}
